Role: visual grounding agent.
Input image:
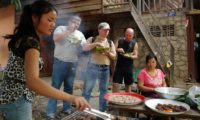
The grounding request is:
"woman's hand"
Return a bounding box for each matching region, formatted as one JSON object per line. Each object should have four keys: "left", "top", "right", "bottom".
{"left": 73, "top": 96, "right": 91, "bottom": 111}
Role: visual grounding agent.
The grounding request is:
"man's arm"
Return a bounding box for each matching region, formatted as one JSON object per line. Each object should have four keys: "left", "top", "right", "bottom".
{"left": 105, "top": 41, "right": 116, "bottom": 60}
{"left": 82, "top": 37, "right": 103, "bottom": 51}
{"left": 115, "top": 39, "right": 125, "bottom": 54}
{"left": 53, "top": 26, "right": 70, "bottom": 43}
{"left": 122, "top": 42, "right": 138, "bottom": 60}
{"left": 131, "top": 42, "right": 138, "bottom": 60}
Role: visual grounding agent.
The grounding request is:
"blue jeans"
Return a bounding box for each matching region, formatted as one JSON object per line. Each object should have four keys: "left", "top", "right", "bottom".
{"left": 0, "top": 96, "right": 32, "bottom": 120}
{"left": 46, "top": 58, "right": 77, "bottom": 116}
{"left": 82, "top": 63, "right": 110, "bottom": 112}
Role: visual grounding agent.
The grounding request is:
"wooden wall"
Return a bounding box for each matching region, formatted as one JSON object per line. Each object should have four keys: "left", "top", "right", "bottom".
{"left": 50, "top": 0, "right": 102, "bottom": 18}
{"left": 16, "top": 0, "right": 103, "bottom": 22}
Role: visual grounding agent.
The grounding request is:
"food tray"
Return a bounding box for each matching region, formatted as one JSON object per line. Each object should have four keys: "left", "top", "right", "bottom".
{"left": 104, "top": 92, "right": 145, "bottom": 105}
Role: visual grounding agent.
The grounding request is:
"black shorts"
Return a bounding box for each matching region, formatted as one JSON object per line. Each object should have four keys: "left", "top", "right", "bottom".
{"left": 113, "top": 67, "right": 133, "bottom": 85}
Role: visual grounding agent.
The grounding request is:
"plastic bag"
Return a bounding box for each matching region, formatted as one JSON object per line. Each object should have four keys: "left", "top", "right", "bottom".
{"left": 182, "top": 86, "right": 200, "bottom": 110}
{"left": 177, "top": 85, "right": 200, "bottom": 110}
{"left": 188, "top": 86, "right": 200, "bottom": 105}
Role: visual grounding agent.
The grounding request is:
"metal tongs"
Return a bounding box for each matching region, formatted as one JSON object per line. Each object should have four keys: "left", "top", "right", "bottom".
{"left": 84, "top": 108, "right": 113, "bottom": 120}
{"left": 61, "top": 108, "right": 113, "bottom": 120}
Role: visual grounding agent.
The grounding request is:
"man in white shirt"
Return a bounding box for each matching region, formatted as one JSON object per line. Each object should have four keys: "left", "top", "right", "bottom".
{"left": 46, "top": 15, "right": 86, "bottom": 119}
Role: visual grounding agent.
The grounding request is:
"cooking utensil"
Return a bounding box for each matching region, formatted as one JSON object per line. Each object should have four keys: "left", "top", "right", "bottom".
{"left": 145, "top": 99, "right": 190, "bottom": 115}
{"left": 61, "top": 111, "right": 83, "bottom": 120}
{"left": 84, "top": 108, "right": 114, "bottom": 120}
{"left": 155, "top": 87, "right": 187, "bottom": 100}
{"left": 61, "top": 108, "right": 114, "bottom": 120}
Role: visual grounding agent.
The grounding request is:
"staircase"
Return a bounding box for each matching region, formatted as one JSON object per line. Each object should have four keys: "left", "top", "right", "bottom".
{"left": 129, "top": 0, "right": 175, "bottom": 86}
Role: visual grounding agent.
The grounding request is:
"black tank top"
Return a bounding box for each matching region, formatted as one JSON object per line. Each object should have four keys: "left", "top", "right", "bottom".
{"left": 116, "top": 38, "right": 136, "bottom": 68}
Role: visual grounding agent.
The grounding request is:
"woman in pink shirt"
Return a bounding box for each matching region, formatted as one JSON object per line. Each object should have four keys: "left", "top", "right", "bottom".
{"left": 138, "top": 53, "right": 167, "bottom": 98}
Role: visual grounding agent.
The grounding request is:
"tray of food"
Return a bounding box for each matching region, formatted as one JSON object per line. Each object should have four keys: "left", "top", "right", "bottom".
{"left": 145, "top": 99, "right": 190, "bottom": 115}
{"left": 104, "top": 92, "right": 145, "bottom": 105}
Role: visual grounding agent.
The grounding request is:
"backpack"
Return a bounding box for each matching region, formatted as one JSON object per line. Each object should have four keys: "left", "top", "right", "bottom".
{"left": 79, "top": 36, "right": 112, "bottom": 56}
{"left": 91, "top": 36, "right": 115, "bottom": 76}
{"left": 86, "top": 36, "right": 112, "bottom": 61}
{"left": 91, "top": 36, "right": 112, "bottom": 47}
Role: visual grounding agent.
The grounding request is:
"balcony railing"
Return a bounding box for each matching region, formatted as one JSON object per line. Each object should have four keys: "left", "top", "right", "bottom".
{"left": 102, "top": 0, "right": 130, "bottom": 13}
{"left": 102, "top": 0, "right": 194, "bottom": 14}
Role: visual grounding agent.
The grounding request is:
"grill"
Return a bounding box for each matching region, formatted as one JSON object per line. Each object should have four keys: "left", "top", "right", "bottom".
{"left": 61, "top": 109, "right": 138, "bottom": 120}
{"left": 61, "top": 108, "right": 113, "bottom": 120}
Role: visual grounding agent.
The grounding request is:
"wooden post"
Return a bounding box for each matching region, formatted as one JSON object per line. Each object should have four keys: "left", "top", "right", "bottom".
{"left": 148, "top": 0, "right": 150, "bottom": 9}
{"left": 164, "top": 0, "right": 167, "bottom": 11}
{"left": 159, "top": 0, "right": 161, "bottom": 11}
{"left": 137, "top": 0, "right": 139, "bottom": 11}
{"left": 138, "top": 0, "right": 142, "bottom": 15}
{"left": 153, "top": 0, "right": 156, "bottom": 11}
{"left": 142, "top": 0, "right": 145, "bottom": 12}
{"left": 101, "top": 0, "right": 104, "bottom": 13}
{"left": 191, "top": 0, "right": 194, "bottom": 10}
{"left": 185, "top": 0, "right": 189, "bottom": 11}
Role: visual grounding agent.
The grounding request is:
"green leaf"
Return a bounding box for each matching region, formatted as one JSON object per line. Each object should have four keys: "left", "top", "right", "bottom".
{"left": 195, "top": 94, "right": 200, "bottom": 98}
{"left": 17, "top": 0, "right": 21, "bottom": 10}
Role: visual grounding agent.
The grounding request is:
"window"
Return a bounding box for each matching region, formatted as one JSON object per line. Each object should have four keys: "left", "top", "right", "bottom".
{"left": 149, "top": 25, "right": 175, "bottom": 37}
{"left": 150, "top": 25, "right": 161, "bottom": 37}
{"left": 162, "top": 25, "right": 175, "bottom": 36}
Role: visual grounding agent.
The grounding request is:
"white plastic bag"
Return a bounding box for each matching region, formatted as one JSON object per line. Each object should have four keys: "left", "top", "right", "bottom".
{"left": 188, "top": 86, "right": 200, "bottom": 105}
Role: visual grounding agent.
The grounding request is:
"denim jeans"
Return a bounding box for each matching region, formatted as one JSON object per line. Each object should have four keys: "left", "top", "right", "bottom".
{"left": 46, "top": 58, "right": 77, "bottom": 116}
{"left": 0, "top": 96, "right": 32, "bottom": 120}
{"left": 82, "top": 63, "right": 110, "bottom": 112}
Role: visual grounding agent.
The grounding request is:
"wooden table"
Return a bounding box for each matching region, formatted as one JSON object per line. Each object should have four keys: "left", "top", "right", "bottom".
{"left": 107, "top": 100, "right": 200, "bottom": 119}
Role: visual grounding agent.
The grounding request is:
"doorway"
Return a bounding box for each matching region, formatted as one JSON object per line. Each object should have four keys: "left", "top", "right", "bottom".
{"left": 187, "top": 15, "right": 200, "bottom": 83}
{"left": 193, "top": 15, "right": 200, "bottom": 82}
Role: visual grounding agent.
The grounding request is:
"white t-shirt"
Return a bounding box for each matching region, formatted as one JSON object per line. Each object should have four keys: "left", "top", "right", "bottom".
{"left": 53, "top": 26, "right": 86, "bottom": 62}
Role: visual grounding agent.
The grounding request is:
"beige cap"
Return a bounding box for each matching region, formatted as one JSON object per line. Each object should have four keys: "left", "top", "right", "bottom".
{"left": 98, "top": 22, "right": 110, "bottom": 29}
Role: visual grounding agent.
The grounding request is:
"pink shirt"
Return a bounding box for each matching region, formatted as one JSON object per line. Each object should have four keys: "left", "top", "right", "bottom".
{"left": 138, "top": 68, "right": 165, "bottom": 88}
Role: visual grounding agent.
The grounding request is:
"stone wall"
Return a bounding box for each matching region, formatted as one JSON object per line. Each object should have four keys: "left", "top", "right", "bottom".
{"left": 142, "top": 13, "right": 188, "bottom": 87}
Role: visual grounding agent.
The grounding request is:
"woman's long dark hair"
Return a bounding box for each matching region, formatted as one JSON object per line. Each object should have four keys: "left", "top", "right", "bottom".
{"left": 4, "top": 0, "right": 57, "bottom": 50}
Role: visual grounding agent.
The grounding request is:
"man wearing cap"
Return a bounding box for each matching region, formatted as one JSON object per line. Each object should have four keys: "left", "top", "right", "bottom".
{"left": 82, "top": 22, "right": 116, "bottom": 112}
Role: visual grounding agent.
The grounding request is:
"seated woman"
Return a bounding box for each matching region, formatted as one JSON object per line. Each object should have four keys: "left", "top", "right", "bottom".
{"left": 137, "top": 53, "right": 167, "bottom": 98}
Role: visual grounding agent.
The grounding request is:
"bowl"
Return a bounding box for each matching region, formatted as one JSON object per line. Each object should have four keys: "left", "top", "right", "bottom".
{"left": 155, "top": 87, "right": 188, "bottom": 100}
{"left": 145, "top": 99, "right": 190, "bottom": 115}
